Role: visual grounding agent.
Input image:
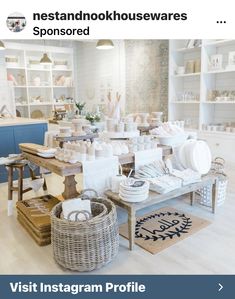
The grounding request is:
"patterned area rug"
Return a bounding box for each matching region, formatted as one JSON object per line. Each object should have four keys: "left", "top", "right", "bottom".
{"left": 119, "top": 207, "right": 210, "bottom": 254}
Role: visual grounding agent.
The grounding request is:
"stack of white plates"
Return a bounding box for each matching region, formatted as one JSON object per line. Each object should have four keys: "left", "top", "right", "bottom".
{"left": 178, "top": 140, "right": 212, "bottom": 175}
{"left": 119, "top": 179, "right": 149, "bottom": 203}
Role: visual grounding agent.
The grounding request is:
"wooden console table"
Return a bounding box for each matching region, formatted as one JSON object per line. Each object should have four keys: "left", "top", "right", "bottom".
{"left": 22, "top": 145, "right": 172, "bottom": 200}
{"left": 105, "top": 175, "right": 219, "bottom": 250}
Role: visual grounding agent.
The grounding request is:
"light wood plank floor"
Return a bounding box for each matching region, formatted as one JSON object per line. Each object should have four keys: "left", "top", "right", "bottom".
{"left": 0, "top": 168, "right": 234, "bottom": 274}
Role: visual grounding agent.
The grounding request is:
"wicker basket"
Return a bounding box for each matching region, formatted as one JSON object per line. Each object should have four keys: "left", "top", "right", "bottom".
{"left": 197, "top": 157, "right": 228, "bottom": 207}
{"left": 51, "top": 190, "right": 119, "bottom": 272}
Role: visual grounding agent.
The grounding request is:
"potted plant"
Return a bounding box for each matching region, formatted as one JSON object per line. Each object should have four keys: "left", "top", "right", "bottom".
{"left": 85, "top": 112, "right": 101, "bottom": 125}
{"left": 74, "top": 100, "right": 86, "bottom": 115}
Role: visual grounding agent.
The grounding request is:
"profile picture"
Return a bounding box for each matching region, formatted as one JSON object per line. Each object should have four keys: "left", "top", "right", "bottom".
{"left": 6, "top": 12, "right": 26, "bottom": 32}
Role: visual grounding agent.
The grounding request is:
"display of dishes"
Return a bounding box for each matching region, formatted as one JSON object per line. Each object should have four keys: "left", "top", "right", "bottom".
{"left": 178, "top": 140, "right": 212, "bottom": 175}
{"left": 119, "top": 179, "right": 149, "bottom": 202}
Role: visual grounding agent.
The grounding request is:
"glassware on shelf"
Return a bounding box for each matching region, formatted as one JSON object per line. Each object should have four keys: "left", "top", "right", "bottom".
{"left": 202, "top": 122, "right": 235, "bottom": 133}
{"left": 175, "top": 91, "right": 199, "bottom": 102}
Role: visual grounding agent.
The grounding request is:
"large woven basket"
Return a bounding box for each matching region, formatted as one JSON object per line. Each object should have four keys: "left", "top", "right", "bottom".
{"left": 51, "top": 191, "right": 119, "bottom": 272}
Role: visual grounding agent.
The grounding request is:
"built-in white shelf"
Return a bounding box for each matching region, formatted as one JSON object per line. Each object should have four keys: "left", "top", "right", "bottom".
{"left": 53, "top": 86, "right": 74, "bottom": 88}
{"left": 29, "top": 102, "right": 53, "bottom": 106}
{"left": 172, "top": 72, "right": 200, "bottom": 78}
{"left": 205, "top": 39, "right": 235, "bottom": 47}
{"left": 205, "top": 69, "right": 235, "bottom": 74}
{"left": 16, "top": 104, "right": 28, "bottom": 107}
{"left": 5, "top": 42, "right": 75, "bottom": 119}
{"left": 54, "top": 102, "right": 74, "bottom": 105}
{"left": 6, "top": 66, "right": 25, "bottom": 70}
{"left": 52, "top": 69, "right": 73, "bottom": 72}
{"left": 169, "top": 39, "right": 235, "bottom": 132}
{"left": 171, "top": 101, "right": 200, "bottom": 104}
{"left": 200, "top": 130, "right": 235, "bottom": 136}
{"left": 202, "top": 101, "right": 235, "bottom": 104}
{"left": 174, "top": 46, "right": 201, "bottom": 53}
{"left": 27, "top": 68, "right": 51, "bottom": 72}
{"left": 28, "top": 86, "right": 51, "bottom": 88}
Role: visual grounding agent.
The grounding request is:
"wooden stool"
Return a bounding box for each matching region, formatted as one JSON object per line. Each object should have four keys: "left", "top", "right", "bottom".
{"left": 7, "top": 162, "right": 47, "bottom": 215}
{"left": 8, "top": 163, "right": 31, "bottom": 202}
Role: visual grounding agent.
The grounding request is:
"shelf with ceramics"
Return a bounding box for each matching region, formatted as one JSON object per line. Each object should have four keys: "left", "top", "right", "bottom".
{"left": 4, "top": 42, "right": 75, "bottom": 120}
{"left": 169, "top": 39, "right": 235, "bottom": 132}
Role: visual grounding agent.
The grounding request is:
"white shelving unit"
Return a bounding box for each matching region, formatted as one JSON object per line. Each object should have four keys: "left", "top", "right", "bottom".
{"left": 169, "top": 39, "right": 235, "bottom": 131}
{"left": 4, "top": 42, "right": 75, "bottom": 119}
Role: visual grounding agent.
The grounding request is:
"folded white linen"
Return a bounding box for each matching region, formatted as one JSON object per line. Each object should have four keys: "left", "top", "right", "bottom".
{"left": 147, "top": 175, "right": 182, "bottom": 194}
{"left": 171, "top": 168, "right": 201, "bottom": 186}
{"left": 134, "top": 148, "right": 162, "bottom": 171}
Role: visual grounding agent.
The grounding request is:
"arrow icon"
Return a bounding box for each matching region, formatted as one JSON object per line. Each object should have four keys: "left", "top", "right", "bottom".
{"left": 218, "top": 283, "right": 223, "bottom": 292}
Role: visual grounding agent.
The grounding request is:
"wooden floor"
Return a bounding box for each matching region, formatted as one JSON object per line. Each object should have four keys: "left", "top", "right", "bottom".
{"left": 0, "top": 168, "right": 234, "bottom": 274}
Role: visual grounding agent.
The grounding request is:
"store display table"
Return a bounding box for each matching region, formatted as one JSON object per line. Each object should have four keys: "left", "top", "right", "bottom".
{"left": 105, "top": 175, "right": 219, "bottom": 250}
{"left": 22, "top": 145, "right": 172, "bottom": 200}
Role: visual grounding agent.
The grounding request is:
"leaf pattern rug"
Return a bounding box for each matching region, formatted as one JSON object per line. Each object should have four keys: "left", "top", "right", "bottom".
{"left": 119, "top": 207, "right": 210, "bottom": 254}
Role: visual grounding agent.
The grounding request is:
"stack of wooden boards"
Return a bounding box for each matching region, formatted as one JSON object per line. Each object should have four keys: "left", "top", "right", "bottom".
{"left": 16, "top": 195, "right": 60, "bottom": 246}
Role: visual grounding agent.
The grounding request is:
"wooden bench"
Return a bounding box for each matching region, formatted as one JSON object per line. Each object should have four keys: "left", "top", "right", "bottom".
{"left": 105, "top": 175, "right": 219, "bottom": 250}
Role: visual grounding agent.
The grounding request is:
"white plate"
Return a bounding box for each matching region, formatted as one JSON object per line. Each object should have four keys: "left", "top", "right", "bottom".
{"left": 189, "top": 141, "right": 211, "bottom": 174}
{"left": 37, "top": 153, "right": 55, "bottom": 158}
{"left": 119, "top": 192, "right": 149, "bottom": 203}
{"left": 178, "top": 139, "right": 197, "bottom": 169}
{"left": 120, "top": 179, "right": 149, "bottom": 191}
{"left": 119, "top": 188, "right": 148, "bottom": 197}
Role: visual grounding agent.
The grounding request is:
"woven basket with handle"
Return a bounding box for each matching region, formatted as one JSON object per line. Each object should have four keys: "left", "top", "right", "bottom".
{"left": 51, "top": 189, "right": 119, "bottom": 272}
{"left": 197, "top": 157, "right": 228, "bottom": 207}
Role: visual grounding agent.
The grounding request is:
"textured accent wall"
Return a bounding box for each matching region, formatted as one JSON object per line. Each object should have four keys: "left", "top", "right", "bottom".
{"left": 125, "top": 40, "right": 168, "bottom": 120}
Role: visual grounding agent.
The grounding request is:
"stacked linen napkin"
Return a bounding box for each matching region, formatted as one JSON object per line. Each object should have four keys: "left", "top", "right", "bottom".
{"left": 62, "top": 198, "right": 91, "bottom": 221}
{"left": 171, "top": 169, "right": 201, "bottom": 186}
{"left": 147, "top": 175, "right": 182, "bottom": 194}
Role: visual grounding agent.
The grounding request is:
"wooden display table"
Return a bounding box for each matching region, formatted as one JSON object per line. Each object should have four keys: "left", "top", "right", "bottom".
{"left": 22, "top": 152, "right": 82, "bottom": 199}
{"left": 105, "top": 175, "right": 219, "bottom": 250}
{"left": 22, "top": 145, "right": 172, "bottom": 200}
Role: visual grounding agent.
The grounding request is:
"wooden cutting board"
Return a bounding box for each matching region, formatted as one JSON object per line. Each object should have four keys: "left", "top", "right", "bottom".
{"left": 19, "top": 143, "right": 52, "bottom": 155}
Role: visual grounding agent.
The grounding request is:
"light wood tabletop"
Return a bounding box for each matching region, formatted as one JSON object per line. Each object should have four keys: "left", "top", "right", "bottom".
{"left": 105, "top": 174, "right": 219, "bottom": 250}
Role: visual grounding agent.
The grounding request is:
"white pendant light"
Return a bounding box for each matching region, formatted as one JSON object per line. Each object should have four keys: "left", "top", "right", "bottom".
{"left": 96, "top": 39, "right": 114, "bottom": 50}
{"left": 40, "top": 53, "right": 52, "bottom": 65}
{"left": 0, "top": 40, "right": 5, "bottom": 50}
